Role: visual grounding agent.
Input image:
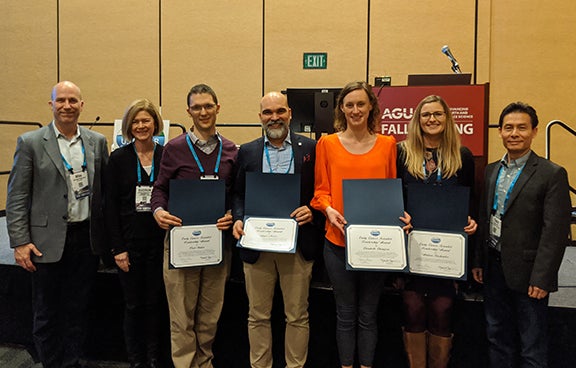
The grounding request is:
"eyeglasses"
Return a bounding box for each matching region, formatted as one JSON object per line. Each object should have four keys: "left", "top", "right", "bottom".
{"left": 420, "top": 111, "right": 445, "bottom": 120}
{"left": 189, "top": 103, "right": 217, "bottom": 112}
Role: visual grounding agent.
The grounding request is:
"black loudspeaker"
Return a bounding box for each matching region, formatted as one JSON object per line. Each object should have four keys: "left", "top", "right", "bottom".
{"left": 314, "top": 91, "right": 336, "bottom": 135}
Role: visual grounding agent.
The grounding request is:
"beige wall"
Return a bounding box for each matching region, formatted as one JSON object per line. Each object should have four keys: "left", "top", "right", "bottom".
{"left": 1, "top": 1, "right": 576, "bottom": 217}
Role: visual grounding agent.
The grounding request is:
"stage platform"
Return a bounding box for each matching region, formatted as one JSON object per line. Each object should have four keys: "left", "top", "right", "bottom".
{"left": 2, "top": 215, "right": 576, "bottom": 367}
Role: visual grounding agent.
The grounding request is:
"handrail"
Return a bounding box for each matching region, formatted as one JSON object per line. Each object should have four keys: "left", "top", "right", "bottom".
{"left": 216, "top": 123, "right": 262, "bottom": 128}
{"left": 0, "top": 120, "right": 259, "bottom": 131}
{"left": 0, "top": 121, "right": 258, "bottom": 178}
{"left": 79, "top": 121, "right": 262, "bottom": 131}
{"left": 78, "top": 121, "right": 187, "bottom": 134}
{"left": 0, "top": 121, "right": 43, "bottom": 177}
{"left": 546, "top": 120, "right": 576, "bottom": 158}
{"left": 545, "top": 120, "right": 576, "bottom": 196}
{"left": 0, "top": 120, "right": 43, "bottom": 128}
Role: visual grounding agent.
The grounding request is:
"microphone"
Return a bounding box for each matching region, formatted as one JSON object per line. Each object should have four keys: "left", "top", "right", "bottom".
{"left": 441, "top": 45, "right": 462, "bottom": 74}
{"left": 89, "top": 116, "right": 100, "bottom": 130}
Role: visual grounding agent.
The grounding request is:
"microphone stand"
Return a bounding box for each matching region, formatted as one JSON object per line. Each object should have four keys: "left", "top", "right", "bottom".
{"left": 451, "top": 62, "right": 462, "bottom": 74}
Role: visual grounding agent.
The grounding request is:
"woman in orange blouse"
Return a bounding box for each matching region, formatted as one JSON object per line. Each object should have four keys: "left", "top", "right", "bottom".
{"left": 311, "top": 81, "right": 405, "bottom": 368}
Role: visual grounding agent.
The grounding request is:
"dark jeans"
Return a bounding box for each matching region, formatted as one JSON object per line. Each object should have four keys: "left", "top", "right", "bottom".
{"left": 484, "top": 251, "right": 549, "bottom": 368}
{"left": 323, "top": 240, "right": 385, "bottom": 367}
{"left": 32, "top": 221, "right": 99, "bottom": 368}
{"left": 117, "top": 238, "right": 166, "bottom": 365}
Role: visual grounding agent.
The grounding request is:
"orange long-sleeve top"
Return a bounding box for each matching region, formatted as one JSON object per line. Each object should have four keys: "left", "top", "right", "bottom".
{"left": 310, "top": 133, "right": 397, "bottom": 247}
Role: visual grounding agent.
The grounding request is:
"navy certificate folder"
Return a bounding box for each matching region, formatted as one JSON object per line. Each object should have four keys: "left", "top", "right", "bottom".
{"left": 168, "top": 179, "right": 225, "bottom": 225}
{"left": 245, "top": 172, "right": 300, "bottom": 218}
{"left": 343, "top": 178, "right": 405, "bottom": 226}
{"left": 406, "top": 183, "right": 469, "bottom": 231}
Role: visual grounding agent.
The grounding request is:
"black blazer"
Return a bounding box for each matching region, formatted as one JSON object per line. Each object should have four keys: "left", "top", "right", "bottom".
{"left": 473, "top": 151, "right": 571, "bottom": 293}
{"left": 232, "top": 132, "right": 324, "bottom": 263}
{"left": 104, "top": 142, "right": 165, "bottom": 255}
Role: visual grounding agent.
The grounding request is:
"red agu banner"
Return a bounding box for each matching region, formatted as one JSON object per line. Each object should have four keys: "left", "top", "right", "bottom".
{"left": 374, "top": 85, "right": 488, "bottom": 156}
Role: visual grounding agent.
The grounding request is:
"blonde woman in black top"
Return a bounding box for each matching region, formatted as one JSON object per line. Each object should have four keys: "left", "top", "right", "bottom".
{"left": 396, "top": 95, "right": 477, "bottom": 368}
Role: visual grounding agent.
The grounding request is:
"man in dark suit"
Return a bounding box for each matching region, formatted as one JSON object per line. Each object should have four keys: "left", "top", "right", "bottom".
{"left": 232, "top": 91, "right": 323, "bottom": 368}
{"left": 472, "top": 102, "right": 571, "bottom": 367}
{"left": 6, "top": 81, "right": 108, "bottom": 368}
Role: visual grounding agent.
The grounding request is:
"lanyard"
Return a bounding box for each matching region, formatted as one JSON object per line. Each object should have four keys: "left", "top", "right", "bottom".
{"left": 61, "top": 143, "right": 86, "bottom": 172}
{"left": 134, "top": 143, "right": 156, "bottom": 184}
{"left": 492, "top": 164, "right": 524, "bottom": 215}
{"left": 185, "top": 134, "right": 222, "bottom": 175}
{"left": 264, "top": 144, "right": 294, "bottom": 174}
{"left": 422, "top": 159, "right": 441, "bottom": 183}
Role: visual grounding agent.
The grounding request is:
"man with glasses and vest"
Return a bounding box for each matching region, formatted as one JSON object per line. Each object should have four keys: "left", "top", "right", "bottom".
{"left": 151, "top": 83, "right": 237, "bottom": 368}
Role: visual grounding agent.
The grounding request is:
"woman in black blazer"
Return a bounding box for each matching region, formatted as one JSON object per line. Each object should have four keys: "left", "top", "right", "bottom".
{"left": 105, "top": 99, "right": 167, "bottom": 368}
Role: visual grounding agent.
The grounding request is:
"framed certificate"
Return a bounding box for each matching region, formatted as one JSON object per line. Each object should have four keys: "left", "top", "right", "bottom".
{"left": 345, "top": 224, "right": 407, "bottom": 271}
{"left": 238, "top": 217, "right": 298, "bottom": 253}
{"left": 169, "top": 224, "right": 223, "bottom": 268}
{"left": 407, "top": 229, "right": 467, "bottom": 280}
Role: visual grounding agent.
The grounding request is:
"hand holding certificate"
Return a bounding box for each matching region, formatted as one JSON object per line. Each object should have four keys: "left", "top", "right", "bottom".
{"left": 406, "top": 183, "right": 470, "bottom": 280}
{"left": 237, "top": 172, "right": 300, "bottom": 253}
{"left": 239, "top": 217, "right": 298, "bottom": 252}
{"left": 343, "top": 179, "right": 407, "bottom": 271}
{"left": 168, "top": 179, "right": 225, "bottom": 268}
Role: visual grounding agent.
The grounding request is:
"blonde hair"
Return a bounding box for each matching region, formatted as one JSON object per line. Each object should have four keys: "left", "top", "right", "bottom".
{"left": 401, "top": 95, "right": 462, "bottom": 179}
{"left": 121, "top": 99, "right": 163, "bottom": 141}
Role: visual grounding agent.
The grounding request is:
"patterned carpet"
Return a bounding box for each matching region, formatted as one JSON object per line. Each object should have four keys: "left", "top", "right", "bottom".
{"left": 0, "top": 344, "right": 129, "bottom": 368}
{"left": 0, "top": 344, "right": 37, "bottom": 368}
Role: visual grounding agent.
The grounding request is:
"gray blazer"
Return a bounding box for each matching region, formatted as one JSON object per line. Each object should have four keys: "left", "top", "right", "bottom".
{"left": 474, "top": 151, "right": 571, "bottom": 293}
{"left": 6, "top": 123, "right": 109, "bottom": 263}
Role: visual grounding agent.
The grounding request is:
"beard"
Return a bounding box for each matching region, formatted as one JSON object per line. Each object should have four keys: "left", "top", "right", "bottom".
{"left": 265, "top": 120, "right": 289, "bottom": 140}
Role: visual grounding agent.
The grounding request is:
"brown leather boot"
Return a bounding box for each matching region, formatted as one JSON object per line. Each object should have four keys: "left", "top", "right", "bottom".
{"left": 428, "top": 333, "right": 453, "bottom": 368}
{"left": 403, "top": 329, "right": 427, "bottom": 368}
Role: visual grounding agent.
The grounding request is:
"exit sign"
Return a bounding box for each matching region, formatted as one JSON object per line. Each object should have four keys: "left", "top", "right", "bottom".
{"left": 303, "top": 53, "right": 327, "bottom": 69}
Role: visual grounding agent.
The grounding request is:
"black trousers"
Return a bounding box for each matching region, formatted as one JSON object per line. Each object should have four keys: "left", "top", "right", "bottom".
{"left": 116, "top": 238, "right": 166, "bottom": 364}
{"left": 32, "top": 221, "right": 99, "bottom": 368}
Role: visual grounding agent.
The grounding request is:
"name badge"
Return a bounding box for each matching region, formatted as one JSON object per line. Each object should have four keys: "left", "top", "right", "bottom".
{"left": 201, "top": 175, "right": 219, "bottom": 181}
{"left": 135, "top": 185, "right": 153, "bottom": 212}
{"left": 69, "top": 170, "right": 90, "bottom": 199}
{"left": 489, "top": 214, "right": 501, "bottom": 238}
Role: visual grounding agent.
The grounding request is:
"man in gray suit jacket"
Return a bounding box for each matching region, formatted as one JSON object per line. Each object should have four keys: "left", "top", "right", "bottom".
{"left": 6, "top": 81, "right": 109, "bottom": 368}
{"left": 472, "top": 102, "right": 571, "bottom": 368}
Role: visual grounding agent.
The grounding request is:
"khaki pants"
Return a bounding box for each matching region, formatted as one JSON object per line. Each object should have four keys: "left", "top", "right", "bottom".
{"left": 243, "top": 251, "right": 313, "bottom": 368}
{"left": 163, "top": 236, "right": 230, "bottom": 368}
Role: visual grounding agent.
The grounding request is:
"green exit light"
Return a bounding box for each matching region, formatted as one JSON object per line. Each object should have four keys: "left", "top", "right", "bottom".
{"left": 303, "top": 53, "right": 327, "bottom": 69}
